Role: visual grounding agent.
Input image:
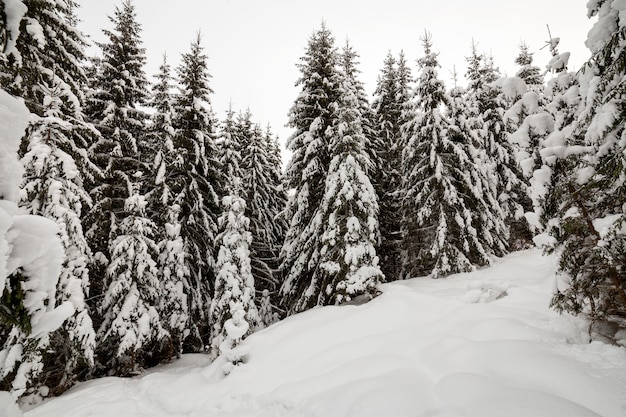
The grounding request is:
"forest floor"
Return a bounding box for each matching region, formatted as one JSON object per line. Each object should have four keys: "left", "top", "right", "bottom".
{"left": 25, "top": 249, "right": 626, "bottom": 417}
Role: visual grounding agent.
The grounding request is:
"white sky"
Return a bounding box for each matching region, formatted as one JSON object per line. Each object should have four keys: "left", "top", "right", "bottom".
{"left": 77, "top": 0, "right": 593, "bottom": 153}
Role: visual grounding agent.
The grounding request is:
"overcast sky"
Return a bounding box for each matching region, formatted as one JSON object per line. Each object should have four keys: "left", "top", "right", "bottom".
{"left": 77, "top": 0, "right": 593, "bottom": 153}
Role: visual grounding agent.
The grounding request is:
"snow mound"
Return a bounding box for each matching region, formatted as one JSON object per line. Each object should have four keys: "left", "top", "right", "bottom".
{"left": 26, "top": 250, "right": 626, "bottom": 417}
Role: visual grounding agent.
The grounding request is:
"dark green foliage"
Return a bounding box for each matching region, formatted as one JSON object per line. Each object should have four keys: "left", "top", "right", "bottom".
{"left": 171, "top": 32, "right": 221, "bottom": 349}
{"left": 279, "top": 23, "right": 344, "bottom": 313}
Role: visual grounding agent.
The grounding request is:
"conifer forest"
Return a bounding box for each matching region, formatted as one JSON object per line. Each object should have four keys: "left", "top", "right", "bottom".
{"left": 0, "top": 0, "right": 625, "bottom": 410}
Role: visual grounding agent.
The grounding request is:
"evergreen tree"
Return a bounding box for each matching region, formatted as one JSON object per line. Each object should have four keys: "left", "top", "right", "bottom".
{"left": 540, "top": 69, "right": 582, "bottom": 225}
{"left": 171, "top": 32, "right": 221, "bottom": 348}
{"left": 279, "top": 23, "right": 343, "bottom": 314}
{"left": 97, "top": 191, "right": 166, "bottom": 374}
{"left": 340, "top": 40, "right": 375, "bottom": 168}
{"left": 0, "top": 90, "right": 71, "bottom": 399}
{"left": 146, "top": 54, "right": 190, "bottom": 359}
{"left": 0, "top": 0, "right": 88, "bottom": 118}
{"left": 464, "top": 43, "right": 533, "bottom": 249}
{"left": 371, "top": 51, "right": 412, "bottom": 281}
{"left": 240, "top": 124, "right": 286, "bottom": 303}
{"left": 515, "top": 41, "right": 544, "bottom": 88}
{"left": 0, "top": 0, "right": 98, "bottom": 395}
{"left": 477, "top": 80, "right": 534, "bottom": 249}
{"left": 146, "top": 53, "right": 177, "bottom": 215}
{"left": 209, "top": 195, "right": 260, "bottom": 374}
{"left": 548, "top": 1, "right": 626, "bottom": 323}
{"left": 18, "top": 83, "right": 97, "bottom": 395}
{"left": 401, "top": 33, "right": 499, "bottom": 278}
{"left": 316, "top": 73, "right": 384, "bottom": 305}
{"left": 84, "top": 0, "right": 150, "bottom": 322}
{"left": 218, "top": 106, "right": 243, "bottom": 194}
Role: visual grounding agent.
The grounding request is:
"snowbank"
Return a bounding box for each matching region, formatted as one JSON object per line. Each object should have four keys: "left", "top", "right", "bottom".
{"left": 26, "top": 250, "right": 626, "bottom": 417}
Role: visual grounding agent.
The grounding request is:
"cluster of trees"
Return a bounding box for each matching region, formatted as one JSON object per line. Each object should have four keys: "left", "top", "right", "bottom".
{"left": 0, "top": 0, "right": 623, "bottom": 405}
{"left": 0, "top": 0, "right": 286, "bottom": 401}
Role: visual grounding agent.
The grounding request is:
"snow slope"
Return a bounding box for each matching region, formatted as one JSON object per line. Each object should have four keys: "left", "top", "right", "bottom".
{"left": 26, "top": 249, "right": 626, "bottom": 417}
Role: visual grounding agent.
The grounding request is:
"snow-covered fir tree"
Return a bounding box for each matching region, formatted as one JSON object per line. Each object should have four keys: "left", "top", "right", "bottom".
{"left": 502, "top": 74, "right": 554, "bottom": 231}
{"left": 0, "top": 0, "right": 88, "bottom": 118}
{"left": 218, "top": 107, "right": 244, "bottom": 195}
{"left": 548, "top": 0, "right": 626, "bottom": 323}
{"left": 371, "top": 51, "right": 412, "bottom": 281}
{"left": 83, "top": 0, "right": 150, "bottom": 322}
{"left": 146, "top": 53, "right": 177, "bottom": 215}
{"left": 209, "top": 195, "right": 260, "bottom": 374}
{"left": 475, "top": 79, "right": 534, "bottom": 249}
{"left": 316, "top": 72, "right": 384, "bottom": 305}
{"left": 0, "top": 0, "right": 98, "bottom": 396}
{"left": 171, "top": 32, "right": 222, "bottom": 349}
{"left": 157, "top": 204, "right": 189, "bottom": 360}
{"left": 400, "top": 33, "right": 500, "bottom": 279}
{"left": 514, "top": 41, "right": 544, "bottom": 88}
{"left": 0, "top": 90, "right": 72, "bottom": 399}
{"left": 97, "top": 191, "right": 167, "bottom": 374}
{"left": 18, "top": 84, "right": 97, "bottom": 395}
{"left": 146, "top": 55, "right": 190, "bottom": 359}
{"left": 340, "top": 40, "right": 376, "bottom": 169}
{"left": 240, "top": 123, "right": 286, "bottom": 308}
{"left": 279, "top": 23, "right": 343, "bottom": 314}
{"left": 463, "top": 44, "right": 534, "bottom": 250}
{"left": 540, "top": 66, "right": 582, "bottom": 225}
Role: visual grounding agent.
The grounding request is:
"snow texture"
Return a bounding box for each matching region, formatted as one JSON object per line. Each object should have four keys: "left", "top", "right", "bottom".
{"left": 25, "top": 250, "right": 626, "bottom": 417}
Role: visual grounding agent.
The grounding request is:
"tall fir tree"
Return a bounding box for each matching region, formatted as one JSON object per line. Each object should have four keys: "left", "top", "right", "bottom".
{"left": 171, "top": 32, "right": 222, "bottom": 349}
{"left": 83, "top": 0, "right": 150, "bottom": 326}
{"left": 371, "top": 51, "right": 412, "bottom": 281}
{"left": 401, "top": 33, "right": 500, "bottom": 278}
{"left": 0, "top": 0, "right": 98, "bottom": 395}
{"left": 316, "top": 71, "right": 384, "bottom": 305}
{"left": 240, "top": 123, "right": 286, "bottom": 307}
{"left": 279, "top": 23, "right": 344, "bottom": 314}
{"left": 548, "top": 0, "right": 626, "bottom": 323}
{"left": 218, "top": 106, "right": 244, "bottom": 194}
{"left": 464, "top": 44, "right": 533, "bottom": 249}
{"left": 0, "top": 90, "right": 72, "bottom": 400}
{"left": 18, "top": 82, "right": 97, "bottom": 395}
{"left": 146, "top": 54, "right": 190, "bottom": 358}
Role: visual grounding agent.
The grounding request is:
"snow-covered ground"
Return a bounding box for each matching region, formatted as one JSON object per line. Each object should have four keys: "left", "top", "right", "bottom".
{"left": 25, "top": 249, "right": 626, "bottom": 417}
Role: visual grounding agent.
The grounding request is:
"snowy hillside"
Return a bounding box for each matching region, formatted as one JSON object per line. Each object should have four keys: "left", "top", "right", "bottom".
{"left": 25, "top": 249, "right": 626, "bottom": 417}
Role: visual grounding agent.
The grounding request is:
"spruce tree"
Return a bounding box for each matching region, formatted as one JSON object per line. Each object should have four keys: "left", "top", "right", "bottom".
{"left": 0, "top": 90, "right": 71, "bottom": 399}
{"left": 316, "top": 72, "right": 384, "bottom": 305}
{"left": 84, "top": 0, "right": 150, "bottom": 321}
{"left": 279, "top": 23, "right": 343, "bottom": 314}
{"left": 171, "top": 32, "right": 221, "bottom": 348}
{"left": 371, "top": 51, "right": 411, "bottom": 281}
{"left": 0, "top": 0, "right": 97, "bottom": 394}
{"left": 18, "top": 84, "right": 97, "bottom": 394}
{"left": 240, "top": 124, "right": 286, "bottom": 304}
{"left": 464, "top": 44, "right": 533, "bottom": 250}
{"left": 218, "top": 107, "right": 243, "bottom": 194}
{"left": 97, "top": 191, "right": 167, "bottom": 374}
{"left": 146, "top": 54, "right": 190, "bottom": 359}
{"left": 548, "top": 1, "right": 626, "bottom": 323}
{"left": 515, "top": 41, "right": 544, "bottom": 88}
{"left": 401, "top": 33, "right": 498, "bottom": 278}
{"left": 209, "top": 195, "right": 260, "bottom": 374}
{"left": 0, "top": 0, "right": 88, "bottom": 118}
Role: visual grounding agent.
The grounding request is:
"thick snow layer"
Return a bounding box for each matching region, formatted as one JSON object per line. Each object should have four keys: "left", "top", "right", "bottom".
{"left": 26, "top": 250, "right": 626, "bottom": 417}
